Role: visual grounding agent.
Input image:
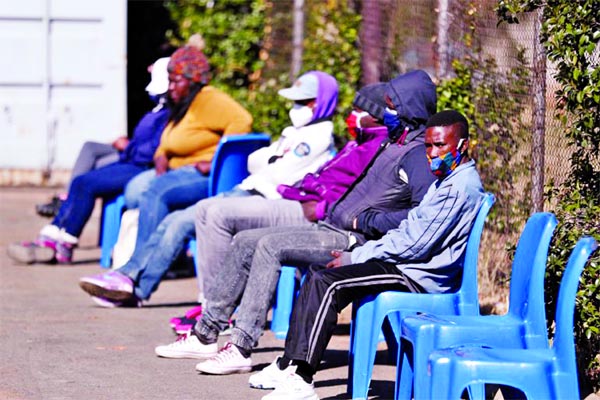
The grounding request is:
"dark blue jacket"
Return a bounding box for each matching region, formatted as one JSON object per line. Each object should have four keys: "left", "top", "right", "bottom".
{"left": 325, "top": 70, "right": 437, "bottom": 242}
{"left": 119, "top": 104, "right": 170, "bottom": 167}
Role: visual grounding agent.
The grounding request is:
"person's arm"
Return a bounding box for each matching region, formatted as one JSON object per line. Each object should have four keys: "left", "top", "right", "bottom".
{"left": 350, "top": 184, "right": 466, "bottom": 265}
{"left": 112, "top": 136, "right": 130, "bottom": 152}
{"left": 353, "top": 147, "right": 435, "bottom": 238}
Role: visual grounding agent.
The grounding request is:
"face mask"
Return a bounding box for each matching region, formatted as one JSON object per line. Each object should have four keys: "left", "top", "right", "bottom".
{"left": 427, "top": 138, "right": 465, "bottom": 178}
{"left": 148, "top": 94, "right": 161, "bottom": 104}
{"left": 383, "top": 107, "right": 403, "bottom": 139}
{"left": 345, "top": 110, "right": 369, "bottom": 138}
{"left": 289, "top": 104, "right": 314, "bottom": 128}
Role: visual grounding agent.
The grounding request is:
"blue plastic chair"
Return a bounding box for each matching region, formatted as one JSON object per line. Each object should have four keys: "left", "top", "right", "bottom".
{"left": 426, "top": 236, "right": 597, "bottom": 400}
{"left": 98, "top": 133, "right": 271, "bottom": 268}
{"left": 270, "top": 265, "right": 307, "bottom": 339}
{"left": 99, "top": 194, "right": 127, "bottom": 267}
{"left": 347, "top": 192, "right": 495, "bottom": 399}
{"left": 397, "top": 212, "right": 558, "bottom": 400}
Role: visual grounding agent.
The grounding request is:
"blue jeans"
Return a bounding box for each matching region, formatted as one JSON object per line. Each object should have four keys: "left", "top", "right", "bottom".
{"left": 118, "top": 186, "right": 253, "bottom": 300}
{"left": 52, "top": 162, "right": 146, "bottom": 237}
{"left": 69, "top": 141, "right": 119, "bottom": 189}
{"left": 123, "top": 169, "right": 156, "bottom": 209}
{"left": 135, "top": 166, "right": 210, "bottom": 248}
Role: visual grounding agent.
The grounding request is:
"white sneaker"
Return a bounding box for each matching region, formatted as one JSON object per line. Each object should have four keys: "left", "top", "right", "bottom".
{"left": 248, "top": 357, "right": 288, "bottom": 389}
{"left": 195, "top": 342, "right": 252, "bottom": 375}
{"left": 261, "top": 367, "right": 319, "bottom": 400}
{"left": 155, "top": 333, "right": 218, "bottom": 359}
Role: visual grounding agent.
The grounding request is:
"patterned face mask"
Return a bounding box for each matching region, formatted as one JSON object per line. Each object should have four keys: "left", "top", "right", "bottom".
{"left": 345, "top": 110, "right": 370, "bottom": 138}
{"left": 427, "top": 138, "right": 465, "bottom": 177}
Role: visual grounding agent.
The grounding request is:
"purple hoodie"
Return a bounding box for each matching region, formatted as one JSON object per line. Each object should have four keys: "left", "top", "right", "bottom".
{"left": 307, "top": 71, "right": 339, "bottom": 122}
{"left": 277, "top": 125, "right": 388, "bottom": 220}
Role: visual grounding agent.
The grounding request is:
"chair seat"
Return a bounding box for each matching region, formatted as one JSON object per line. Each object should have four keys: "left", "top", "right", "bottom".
{"left": 428, "top": 345, "right": 567, "bottom": 400}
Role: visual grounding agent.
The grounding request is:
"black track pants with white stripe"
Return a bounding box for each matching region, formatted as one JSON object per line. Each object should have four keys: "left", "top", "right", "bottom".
{"left": 283, "top": 260, "right": 413, "bottom": 371}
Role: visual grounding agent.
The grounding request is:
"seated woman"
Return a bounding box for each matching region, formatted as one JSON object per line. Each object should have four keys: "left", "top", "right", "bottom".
{"left": 35, "top": 58, "right": 173, "bottom": 218}
{"left": 7, "top": 57, "right": 172, "bottom": 264}
{"left": 113, "top": 36, "right": 254, "bottom": 253}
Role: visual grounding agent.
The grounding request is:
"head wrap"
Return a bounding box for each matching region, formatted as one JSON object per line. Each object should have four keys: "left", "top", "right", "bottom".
{"left": 167, "top": 45, "right": 211, "bottom": 85}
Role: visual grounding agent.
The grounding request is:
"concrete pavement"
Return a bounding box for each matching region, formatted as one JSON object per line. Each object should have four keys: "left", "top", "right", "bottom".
{"left": 0, "top": 187, "right": 395, "bottom": 400}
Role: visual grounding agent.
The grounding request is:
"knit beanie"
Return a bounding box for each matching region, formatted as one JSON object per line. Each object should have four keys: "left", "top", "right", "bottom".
{"left": 352, "top": 82, "right": 387, "bottom": 120}
{"left": 167, "top": 44, "right": 211, "bottom": 85}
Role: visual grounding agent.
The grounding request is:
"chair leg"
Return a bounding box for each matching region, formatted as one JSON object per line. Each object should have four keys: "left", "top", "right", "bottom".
{"left": 270, "top": 266, "right": 297, "bottom": 339}
{"left": 349, "top": 299, "right": 394, "bottom": 399}
{"left": 99, "top": 195, "right": 125, "bottom": 268}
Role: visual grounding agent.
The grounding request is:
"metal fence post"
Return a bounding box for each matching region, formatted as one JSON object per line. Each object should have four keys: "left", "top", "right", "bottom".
{"left": 532, "top": 7, "right": 546, "bottom": 212}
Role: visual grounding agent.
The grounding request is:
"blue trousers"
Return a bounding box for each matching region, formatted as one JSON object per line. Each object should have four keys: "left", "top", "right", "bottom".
{"left": 52, "top": 162, "right": 146, "bottom": 238}
{"left": 134, "top": 166, "right": 210, "bottom": 254}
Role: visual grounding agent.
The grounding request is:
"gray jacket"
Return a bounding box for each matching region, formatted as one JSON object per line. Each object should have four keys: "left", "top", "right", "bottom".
{"left": 349, "top": 160, "right": 485, "bottom": 293}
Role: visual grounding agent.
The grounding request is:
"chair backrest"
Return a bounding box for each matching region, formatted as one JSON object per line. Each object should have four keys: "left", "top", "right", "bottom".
{"left": 507, "top": 212, "right": 558, "bottom": 346}
{"left": 456, "top": 192, "right": 495, "bottom": 314}
{"left": 208, "top": 133, "right": 271, "bottom": 196}
{"left": 554, "top": 237, "right": 597, "bottom": 368}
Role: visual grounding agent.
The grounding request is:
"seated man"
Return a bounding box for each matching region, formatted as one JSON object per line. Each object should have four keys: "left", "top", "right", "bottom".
{"left": 254, "top": 110, "right": 485, "bottom": 400}
{"left": 79, "top": 70, "right": 341, "bottom": 306}
{"left": 152, "top": 71, "right": 438, "bottom": 372}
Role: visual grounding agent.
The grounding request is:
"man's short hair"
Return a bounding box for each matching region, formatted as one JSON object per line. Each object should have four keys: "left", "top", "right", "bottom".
{"left": 426, "top": 110, "right": 469, "bottom": 138}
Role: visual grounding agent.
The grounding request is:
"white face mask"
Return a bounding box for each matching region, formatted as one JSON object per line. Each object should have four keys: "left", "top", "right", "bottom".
{"left": 289, "top": 104, "right": 314, "bottom": 128}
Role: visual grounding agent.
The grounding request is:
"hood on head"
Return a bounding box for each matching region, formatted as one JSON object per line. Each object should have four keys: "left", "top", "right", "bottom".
{"left": 307, "top": 71, "right": 339, "bottom": 122}
{"left": 386, "top": 70, "right": 437, "bottom": 136}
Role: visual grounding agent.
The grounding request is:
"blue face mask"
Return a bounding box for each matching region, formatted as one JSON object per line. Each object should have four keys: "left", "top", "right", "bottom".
{"left": 383, "top": 107, "right": 405, "bottom": 140}
{"left": 148, "top": 94, "right": 161, "bottom": 104}
{"left": 383, "top": 107, "right": 400, "bottom": 131}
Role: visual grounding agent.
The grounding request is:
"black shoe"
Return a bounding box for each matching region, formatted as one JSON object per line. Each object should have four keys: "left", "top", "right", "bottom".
{"left": 35, "top": 196, "right": 63, "bottom": 218}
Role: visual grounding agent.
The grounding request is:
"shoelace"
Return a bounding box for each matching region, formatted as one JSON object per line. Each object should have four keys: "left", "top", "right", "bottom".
{"left": 170, "top": 333, "right": 194, "bottom": 347}
{"left": 211, "top": 342, "right": 238, "bottom": 363}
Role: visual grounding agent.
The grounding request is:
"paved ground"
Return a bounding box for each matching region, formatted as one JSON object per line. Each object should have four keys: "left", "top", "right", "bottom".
{"left": 0, "top": 187, "right": 395, "bottom": 400}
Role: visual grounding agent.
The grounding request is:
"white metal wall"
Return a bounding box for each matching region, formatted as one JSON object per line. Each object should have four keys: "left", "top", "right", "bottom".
{"left": 0, "top": 0, "right": 126, "bottom": 171}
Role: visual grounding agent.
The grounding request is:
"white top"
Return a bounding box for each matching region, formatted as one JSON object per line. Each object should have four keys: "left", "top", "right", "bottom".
{"left": 238, "top": 120, "right": 334, "bottom": 199}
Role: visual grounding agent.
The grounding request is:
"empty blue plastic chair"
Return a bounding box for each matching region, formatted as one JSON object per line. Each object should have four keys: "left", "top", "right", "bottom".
{"left": 397, "top": 212, "right": 558, "bottom": 400}
{"left": 347, "top": 192, "right": 495, "bottom": 399}
{"left": 99, "top": 133, "right": 270, "bottom": 268}
{"left": 426, "top": 236, "right": 597, "bottom": 400}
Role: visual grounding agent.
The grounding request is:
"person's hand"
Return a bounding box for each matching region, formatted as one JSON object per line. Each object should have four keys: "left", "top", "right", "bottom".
{"left": 326, "top": 250, "right": 344, "bottom": 269}
{"left": 154, "top": 155, "right": 169, "bottom": 176}
{"left": 301, "top": 201, "right": 318, "bottom": 222}
{"left": 112, "top": 136, "right": 130, "bottom": 152}
{"left": 195, "top": 161, "right": 212, "bottom": 175}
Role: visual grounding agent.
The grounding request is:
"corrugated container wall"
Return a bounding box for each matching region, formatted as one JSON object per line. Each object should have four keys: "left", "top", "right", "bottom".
{"left": 0, "top": 0, "right": 126, "bottom": 184}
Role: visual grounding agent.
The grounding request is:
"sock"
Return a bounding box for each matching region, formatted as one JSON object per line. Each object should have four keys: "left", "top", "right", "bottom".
{"left": 233, "top": 343, "right": 251, "bottom": 358}
{"left": 193, "top": 329, "right": 217, "bottom": 346}
{"left": 292, "top": 360, "right": 315, "bottom": 384}
{"left": 277, "top": 355, "right": 291, "bottom": 370}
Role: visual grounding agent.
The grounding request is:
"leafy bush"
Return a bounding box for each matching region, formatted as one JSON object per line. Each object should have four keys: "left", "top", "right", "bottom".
{"left": 164, "top": 0, "right": 361, "bottom": 141}
{"left": 545, "top": 184, "right": 600, "bottom": 394}
{"left": 498, "top": 0, "right": 600, "bottom": 392}
{"left": 436, "top": 52, "right": 532, "bottom": 234}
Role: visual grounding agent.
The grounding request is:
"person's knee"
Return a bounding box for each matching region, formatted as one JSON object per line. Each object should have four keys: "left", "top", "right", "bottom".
{"left": 162, "top": 212, "right": 194, "bottom": 242}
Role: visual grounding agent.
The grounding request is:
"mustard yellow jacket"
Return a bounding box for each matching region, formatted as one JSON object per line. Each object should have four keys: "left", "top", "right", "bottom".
{"left": 155, "top": 86, "right": 253, "bottom": 169}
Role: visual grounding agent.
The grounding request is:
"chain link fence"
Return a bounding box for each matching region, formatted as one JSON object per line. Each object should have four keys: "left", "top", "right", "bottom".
{"left": 260, "top": 0, "right": 584, "bottom": 308}
{"left": 265, "top": 0, "right": 571, "bottom": 194}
